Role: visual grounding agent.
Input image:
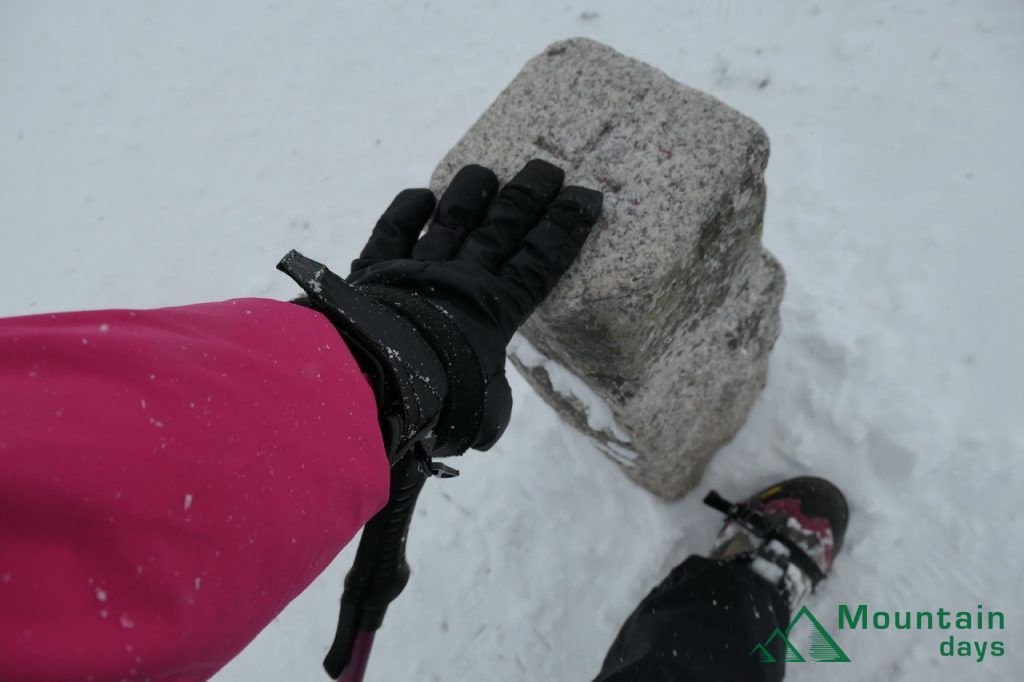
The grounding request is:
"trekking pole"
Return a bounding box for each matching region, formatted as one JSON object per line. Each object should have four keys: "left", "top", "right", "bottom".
{"left": 323, "top": 446, "right": 456, "bottom": 681}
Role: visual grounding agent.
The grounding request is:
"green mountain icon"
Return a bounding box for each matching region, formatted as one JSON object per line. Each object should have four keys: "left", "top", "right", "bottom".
{"left": 786, "top": 606, "right": 851, "bottom": 663}
{"left": 750, "top": 605, "right": 851, "bottom": 664}
{"left": 766, "top": 628, "right": 806, "bottom": 662}
{"left": 749, "top": 643, "right": 776, "bottom": 663}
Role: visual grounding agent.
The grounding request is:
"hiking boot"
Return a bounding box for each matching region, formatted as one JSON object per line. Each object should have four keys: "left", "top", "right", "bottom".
{"left": 705, "top": 476, "right": 849, "bottom": 609}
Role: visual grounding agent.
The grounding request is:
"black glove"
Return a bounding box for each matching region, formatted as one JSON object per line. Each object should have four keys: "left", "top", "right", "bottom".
{"left": 279, "top": 159, "right": 602, "bottom": 465}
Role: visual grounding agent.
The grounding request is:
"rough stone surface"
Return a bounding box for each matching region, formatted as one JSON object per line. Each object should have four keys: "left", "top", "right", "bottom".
{"left": 430, "top": 38, "right": 785, "bottom": 499}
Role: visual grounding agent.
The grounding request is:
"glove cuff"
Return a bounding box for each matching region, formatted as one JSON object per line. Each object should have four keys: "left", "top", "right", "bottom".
{"left": 360, "top": 286, "right": 506, "bottom": 456}
{"left": 278, "top": 250, "right": 447, "bottom": 464}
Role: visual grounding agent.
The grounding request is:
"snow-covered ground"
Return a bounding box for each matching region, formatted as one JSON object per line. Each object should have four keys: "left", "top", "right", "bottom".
{"left": 2, "top": 1, "right": 1021, "bottom": 680}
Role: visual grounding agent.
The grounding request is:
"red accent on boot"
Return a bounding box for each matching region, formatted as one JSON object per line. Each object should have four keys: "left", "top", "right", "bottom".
{"left": 756, "top": 498, "right": 836, "bottom": 569}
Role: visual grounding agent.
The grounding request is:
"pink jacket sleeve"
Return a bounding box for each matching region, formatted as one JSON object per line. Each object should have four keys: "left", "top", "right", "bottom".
{"left": 0, "top": 298, "right": 391, "bottom": 681}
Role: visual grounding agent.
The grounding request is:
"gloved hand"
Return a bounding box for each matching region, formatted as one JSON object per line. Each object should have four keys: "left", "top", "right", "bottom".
{"left": 279, "top": 159, "right": 602, "bottom": 465}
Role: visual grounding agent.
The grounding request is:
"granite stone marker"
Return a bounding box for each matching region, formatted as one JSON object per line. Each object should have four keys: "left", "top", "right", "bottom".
{"left": 430, "top": 38, "right": 785, "bottom": 499}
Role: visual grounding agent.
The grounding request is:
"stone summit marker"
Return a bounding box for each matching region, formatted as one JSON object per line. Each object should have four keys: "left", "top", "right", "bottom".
{"left": 430, "top": 38, "right": 785, "bottom": 499}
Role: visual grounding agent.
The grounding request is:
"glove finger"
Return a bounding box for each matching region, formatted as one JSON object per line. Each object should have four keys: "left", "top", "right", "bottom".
{"left": 456, "top": 159, "right": 564, "bottom": 271}
{"left": 412, "top": 165, "right": 498, "bottom": 261}
{"left": 350, "top": 188, "right": 436, "bottom": 275}
{"left": 499, "top": 185, "right": 602, "bottom": 311}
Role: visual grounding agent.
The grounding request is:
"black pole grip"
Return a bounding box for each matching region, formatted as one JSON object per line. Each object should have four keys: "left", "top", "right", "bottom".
{"left": 323, "top": 452, "right": 429, "bottom": 678}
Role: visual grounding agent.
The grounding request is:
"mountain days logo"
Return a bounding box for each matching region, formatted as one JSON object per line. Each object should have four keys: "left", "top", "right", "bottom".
{"left": 750, "top": 606, "right": 851, "bottom": 663}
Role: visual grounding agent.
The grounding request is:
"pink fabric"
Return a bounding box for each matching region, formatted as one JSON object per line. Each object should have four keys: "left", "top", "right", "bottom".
{"left": 0, "top": 298, "right": 390, "bottom": 681}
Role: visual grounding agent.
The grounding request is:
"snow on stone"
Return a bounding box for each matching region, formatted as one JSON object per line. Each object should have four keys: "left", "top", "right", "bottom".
{"left": 597, "top": 441, "right": 639, "bottom": 468}
{"left": 509, "top": 333, "right": 633, "bottom": 444}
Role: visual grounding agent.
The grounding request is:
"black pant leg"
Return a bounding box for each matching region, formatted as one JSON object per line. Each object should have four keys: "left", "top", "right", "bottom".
{"left": 594, "top": 556, "right": 790, "bottom": 682}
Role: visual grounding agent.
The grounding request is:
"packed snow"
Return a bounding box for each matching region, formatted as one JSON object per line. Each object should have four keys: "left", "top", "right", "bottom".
{"left": 2, "top": 1, "right": 1021, "bottom": 680}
